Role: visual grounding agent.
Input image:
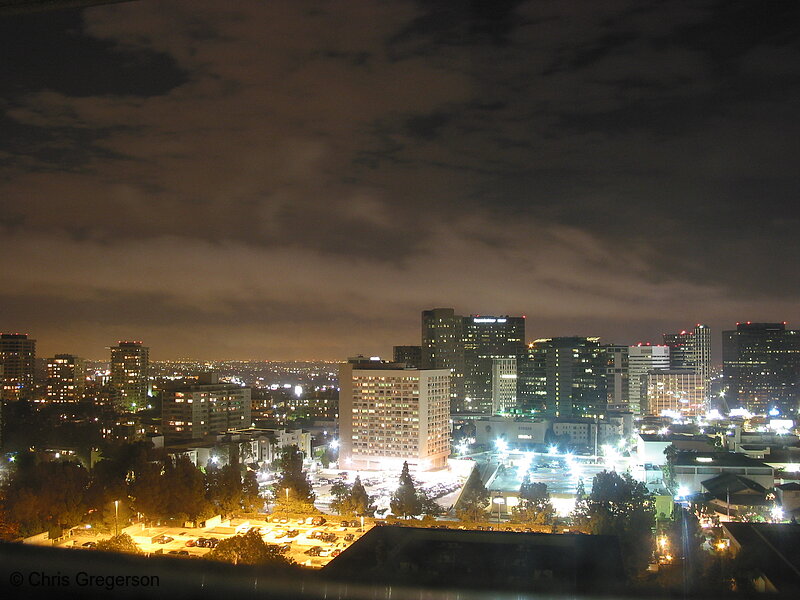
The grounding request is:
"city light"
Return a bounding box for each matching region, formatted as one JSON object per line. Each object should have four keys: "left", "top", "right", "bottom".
{"left": 547, "top": 444, "right": 559, "bottom": 456}
{"left": 771, "top": 505, "right": 784, "bottom": 522}
{"left": 495, "top": 439, "right": 509, "bottom": 454}
{"left": 329, "top": 439, "right": 339, "bottom": 450}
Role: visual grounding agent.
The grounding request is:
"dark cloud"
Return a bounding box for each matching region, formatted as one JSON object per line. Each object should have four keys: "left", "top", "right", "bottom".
{"left": 0, "top": 0, "right": 798, "bottom": 359}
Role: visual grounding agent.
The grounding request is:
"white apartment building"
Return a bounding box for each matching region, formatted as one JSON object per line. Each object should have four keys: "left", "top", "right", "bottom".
{"left": 339, "top": 361, "right": 451, "bottom": 471}
{"left": 491, "top": 357, "right": 517, "bottom": 414}
{"left": 628, "top": 344, "right": 670, "bottom": 415}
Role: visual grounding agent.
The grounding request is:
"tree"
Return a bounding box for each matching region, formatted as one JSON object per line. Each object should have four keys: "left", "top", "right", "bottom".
{"left": 390, "top": 462, "right": 422, "bottom": 519}
{"left": 167, "top": 455, "right": 211, "bottom": 522}
{"left": 129, "top": 459, "right": 168, "bottom": 522}
{"left": 418, "top": 488, "right": 443, "bottom": 517}
{"left": 514, "top": 478, "right": 555, "bottom": 525}
{"left": 96, "top": 533, "right": 142, "bottom": 554}
{"left": 455, "top": 466, "right": 489, "bottom": 522}
{"left": 331, "top": 476, "right": 376, "bottom": 516}
{"left": 662, "top": 445, "right": 678, "bottom": 492}
{"left": 208, "top": 530, "right": 295, "bottom": 566}
{"left": 3, "top": 458, "right": 90, "bottom": 537}
{"left": 274, "top": 445, "right": 315, "bottom": 512}
{"left": 571, "top": 478, "right": 589, "bottom": 528}
{"left": 241, "top": 470, "right": 262, "bottom": 512}
{"left": 576, "top": 470, "right": 655, "bottom": 574}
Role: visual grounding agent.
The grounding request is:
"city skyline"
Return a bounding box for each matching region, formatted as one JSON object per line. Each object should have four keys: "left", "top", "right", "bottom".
{"left": 1, "top": 1, "right": 799, "bottom": 360}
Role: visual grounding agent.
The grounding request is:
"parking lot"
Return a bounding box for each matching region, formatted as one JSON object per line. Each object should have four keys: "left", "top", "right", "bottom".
{"left": 56, "top": 515, "right": 374, "bottom": 568}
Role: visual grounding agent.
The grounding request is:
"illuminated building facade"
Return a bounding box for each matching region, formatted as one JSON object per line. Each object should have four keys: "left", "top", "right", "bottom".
{"left": 663, "top": 324, "right": 711, "bottom": 396}
{"left": 110, "top": 340, "right": 150, "bottom": 411}
{"left": 162, "top": 372, "right": 252, "bottom": 441}
{"left": 518, "top": 337, "right": 607, "bottom": 417}
{"left": 723, "top": 322, "right": 800, "bottom": 415}
{"left": 644, "top": 369, "right": 706, "bottom": 417}
{"left": 461, "top": 315, "right": 525, "bottom": 414}
{"left": 491, "top": 357, "right": 517, "bottom": 414}
{"left": 46, "top": 354, "right": 86, "bottom": 402}
{"left": 0, "top": 333, "right": 36, "bottom": 402}
{"left": 627, "top": 344, "right": 670, "bottom": 415}
{"left": 339, "top": 360, "right": 450, "bottom": 471}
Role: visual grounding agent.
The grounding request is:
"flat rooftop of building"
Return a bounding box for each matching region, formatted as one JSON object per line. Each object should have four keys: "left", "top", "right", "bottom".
{"left": 323, "top": 525, "right": 626, "bottom": 594}
{"left": 639, "top": 433, "right": 714, "bottom": 443}
{"left": 674, "top": 451, "right": 772, "bottom": 468}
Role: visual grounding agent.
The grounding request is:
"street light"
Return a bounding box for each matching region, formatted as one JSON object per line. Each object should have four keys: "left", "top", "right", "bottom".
{"left": 285, "top": 487, "right": 290, "bottom": 503}
{"left": 114, "top": 500, "right": 119, "bottom": 537}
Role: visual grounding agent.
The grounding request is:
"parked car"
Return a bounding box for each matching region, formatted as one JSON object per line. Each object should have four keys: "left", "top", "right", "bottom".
{"left": 311, "top": 516, "right": 326, "bottom": 526}
{"left": 168, "top": 550, "right": 189, "bottom": 556}
{"left": 331, "top": 549, "right": 341, "bottom": 557}
{"left": 81, "top": 541, "right": 97, "bottom": 549}
{"left": 207, "top": 537, "right": 219, "bottom": 548}
{"left": 154, "top": 535, "right": 174, "bottom": 544}
{"left": 185, "top": 539, "right": 196, "bottom": 547}
{"left": 344, "top": 534, "right": 354, "bottom": 542}
{"left": 304, "top": 546, "right": 322, "bottom": 556}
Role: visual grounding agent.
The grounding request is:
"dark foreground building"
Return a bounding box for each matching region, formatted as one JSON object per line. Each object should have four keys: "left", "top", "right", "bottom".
{"left": 323, "top": 526, "right": 626, "bottom": 595}
{"left": 722, "top": 522, "right": 800, "bottom": 594}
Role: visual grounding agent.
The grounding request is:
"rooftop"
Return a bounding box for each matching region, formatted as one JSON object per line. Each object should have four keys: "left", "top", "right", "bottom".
{"left": 674, "top": 452, "right": 772, "bottom": 468}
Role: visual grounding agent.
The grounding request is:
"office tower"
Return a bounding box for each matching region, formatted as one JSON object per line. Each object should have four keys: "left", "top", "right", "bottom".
{"left": 461, "top": 315, "right": 525, "bottom": 413}
{"left": 722, "top": 322, "right": 800, "bottom": 415}
{"left": 663, "top": 324, "right": 712, "bottom": 395}
{"left": 110, "top": 341, "right": 150, "bottom": 411}
{"left": 644, "top": 370, "right": 706, "bottom": 418}
{"left": 46, "top": 354, "right": 86, "bottom": 403}
{"left": 162, "top": 372, "right": 252, "bottom": 441}
{"left": 339, "top": 358, "right": 450, "bottom": 471}
{"left": 491, "top": 357, "right": 517, "bottom": 414}
{"left": 663, "top": 330, "right": 694, "bottom": 369}
{"left": 627, "top": 344, "right": 670, "bottom": 415}
{"left": 0, "top": 333, "right": 36, "bottom": 402}
{"left": 518, "top": 337, "right": 607, "bottom": 417}
{"left": 605, "top": 345, "right": 629, "bottom": 411}
{"left": 694, "top": 324, "right": 712, "bottom": 392}
{"left": 393, "top": 345, "right": 422, "bottom": 368}
{"left": 421, "top": 308, "right": 465, "bottom": 402}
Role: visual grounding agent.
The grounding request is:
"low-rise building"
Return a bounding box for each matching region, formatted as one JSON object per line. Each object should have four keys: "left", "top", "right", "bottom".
{"left": 673, "top": 452, "right": 774, "bottom": 495}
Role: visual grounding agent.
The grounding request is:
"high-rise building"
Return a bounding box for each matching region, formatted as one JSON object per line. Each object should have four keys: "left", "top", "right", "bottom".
{"left": 627, "top": 344, "right": 670, "bottom": 415}
{"left": 722, "top": 322, "right": 800, "bottom": 415}
{"left": 491, "top": 357, "right": 517, "bottom": 414}
{"left": 461, "top": 315, "right": 525, "bottom": 413}
{"left": 421, "top": 308, "right": 465, "bottom": 402}
{"left": 518, "top": 337, "right": 607, "bottom": 417}
{"left": 393, "top": 345, "right": 422, "bottom": 368}
{"left": 110, "top": 341, "right": 150, "bottom": 411}
{"left": 46, "top": 354, "right": 86, "bottom": 403}
{"left": 339, "top": 358, "right": 450, "bottom": 471}
{"left": 605, "top": 345, "right": 629, "bottom": 411}
{"left": 663, "top": 331, "right": 694, "bottom": 370}
{"left": 0, "top": 333, "right": 36, "bottom": 402}
{"left": 162, "top": 372, "right": 252, "bottom": 441}
{"left": 644, "top": 369, "right": 706, "bottom": 418}
{"left": 663, "top": 324, "right": 712, "bottom": 396}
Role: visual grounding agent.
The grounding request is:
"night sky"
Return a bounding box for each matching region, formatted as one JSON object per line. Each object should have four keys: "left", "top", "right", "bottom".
{"left": 1, "top": 1, "right": 799, "bottom": 361}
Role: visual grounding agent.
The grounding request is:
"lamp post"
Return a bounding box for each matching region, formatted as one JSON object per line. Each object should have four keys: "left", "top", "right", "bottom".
{"left": 114, "top": 500, "right": 119, "bottom": 537}
{"left": 285, "top": 487, "right": 290, "bottom": 504}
